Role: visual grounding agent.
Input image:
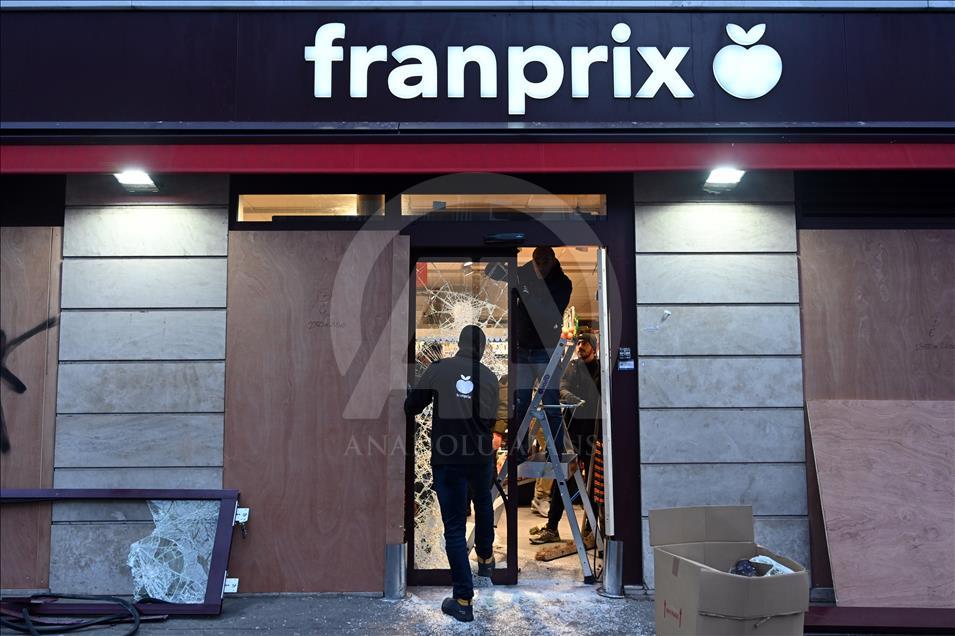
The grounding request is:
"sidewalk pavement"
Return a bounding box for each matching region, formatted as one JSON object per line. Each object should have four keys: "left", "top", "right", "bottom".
{"left": 2, "top": 580, "right": 656, "bottom": 635}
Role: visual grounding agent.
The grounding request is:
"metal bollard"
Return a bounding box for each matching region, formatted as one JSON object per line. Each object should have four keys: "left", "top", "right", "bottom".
{"left": 383, "top": 543, "right": 407, "bottom": 600}
{"left": 597, "top": 538, "right": 625, "bottom": 599}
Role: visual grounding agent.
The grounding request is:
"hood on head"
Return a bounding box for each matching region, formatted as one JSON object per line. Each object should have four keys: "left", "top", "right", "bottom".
{"left": 457, "top": 325, "right": 487, "bottom": 359}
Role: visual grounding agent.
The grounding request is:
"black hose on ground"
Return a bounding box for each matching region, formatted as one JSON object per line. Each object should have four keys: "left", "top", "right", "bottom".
{"left": 0, "top": 594, "right": 140, "bottom": 635}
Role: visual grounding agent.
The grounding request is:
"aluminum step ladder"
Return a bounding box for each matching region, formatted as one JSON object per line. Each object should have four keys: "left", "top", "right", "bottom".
{"left": 469, "top": 338, "right": 604, "bottom": 583}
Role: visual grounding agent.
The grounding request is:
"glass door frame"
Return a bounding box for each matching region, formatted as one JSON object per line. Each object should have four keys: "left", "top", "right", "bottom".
{"left": 406, "top": 248, "right": 519, "bottom": 587}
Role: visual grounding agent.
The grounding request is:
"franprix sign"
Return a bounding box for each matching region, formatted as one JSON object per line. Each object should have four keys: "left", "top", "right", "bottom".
{"left": 305, "top": 21, "right": 782, "bottom": 115}
{"left": 1, "top": 10, "right": 952, "bottom": 129}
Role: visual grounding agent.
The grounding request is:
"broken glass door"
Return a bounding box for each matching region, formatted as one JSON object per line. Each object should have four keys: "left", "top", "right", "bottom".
{"left": 408, "top": 254, "right": 516, "bottom": 585}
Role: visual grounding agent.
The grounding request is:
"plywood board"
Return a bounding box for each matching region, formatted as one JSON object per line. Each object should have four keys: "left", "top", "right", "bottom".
{"left": 808, "top": 400, "right": 955, "bottom": 608}
{"left": 224, "top": 231, "right": 408, "bottom": 592}
{"left": 800, "top": 229, "right": 955, "bottom": 588}
{"left": 0, "top": 227, "right": 60, "bottom": 589}
{"left": 800, "top": 230, "right": 955, "bottom": 401}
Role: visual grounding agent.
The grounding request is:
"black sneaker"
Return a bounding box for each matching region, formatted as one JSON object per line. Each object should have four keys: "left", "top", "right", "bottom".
{"left": 441, "top": 597, "right": 474, "bottom": 623}
{"left": 477, "top": 556, "right": 495, "bottom": 577}
{"left": 529, "top": 527, "right": 561, "bottom": 545}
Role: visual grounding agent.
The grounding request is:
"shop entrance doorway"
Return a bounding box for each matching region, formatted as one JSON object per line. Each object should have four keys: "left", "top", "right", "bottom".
{"left": 407, "top": 246, "right": 609, "bottom": 587}
{"left": 400, "top": 172, "right": 639, "bottom": 585}
{"left": 408, "top": 252, "right": 519, "bottom": 586}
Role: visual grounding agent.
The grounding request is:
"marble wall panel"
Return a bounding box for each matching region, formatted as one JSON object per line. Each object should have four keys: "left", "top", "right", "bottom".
{"left": 54, "top": 414, "right": 223, "bottom": 467}
{"left": 64, "top": 207, "right": 228, "bottom": 256}
{"left": 53, "top": 467, "right": 222, "bottom": 489}
{"left": 53, "top": 502, "right": 152, "bottom": 523}
{"left": 640, "top": 463, "right": 808, "bottom": 516}
{"left": 61, "top": 259, "right": 227, "bottom": 308}
{"left": 57, "top": 362, "right": 225, "bottom": 413}
{"left": 638, "top": 357, "right": 804, "bottom": 407}
{"left": 637, "top": 305, "right": 801, "bottom": 356}
{"left": 756, "top": 516, "right": 811, "bottom": 572}
{"left": 639, "top": 408, "right": 805, "bottom": 463}
{"left": 59, "top": 310, "right": 226, "bottom": 360}
{"left": 50, "top": 198, "right": 230, "bottom": 595}
{"left": 50, "top": 523, "right": 154, "bottom": 595}
{"left": 635, "top": 203, "right": 796, "bottom": 253}
{"left": 636, "top": 255, "right": 799, "bottom": 304}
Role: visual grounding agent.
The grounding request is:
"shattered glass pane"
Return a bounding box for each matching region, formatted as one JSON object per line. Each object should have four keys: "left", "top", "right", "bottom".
{"left": 127, "top": 500, "right": 219, "bottom": 603}
{"left": 414, "top": 261, "right": 509, "bottom": 569}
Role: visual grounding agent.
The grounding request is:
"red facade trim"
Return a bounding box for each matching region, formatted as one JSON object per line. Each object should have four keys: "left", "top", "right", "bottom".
{"left": 2, "top": 142, "right": 953, "bottom": 174}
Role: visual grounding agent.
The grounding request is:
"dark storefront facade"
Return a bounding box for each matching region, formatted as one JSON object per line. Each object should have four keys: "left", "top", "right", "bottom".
{"left": 1, "top": 1, "right": 953, "bottom": 631}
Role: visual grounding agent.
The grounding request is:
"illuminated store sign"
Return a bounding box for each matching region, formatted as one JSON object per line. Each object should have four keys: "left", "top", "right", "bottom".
{"left": 3, "top": 10, "right": 950, "bottom": 128}
{"left": 305, "top": 21, "right": 781, "bottom": 114}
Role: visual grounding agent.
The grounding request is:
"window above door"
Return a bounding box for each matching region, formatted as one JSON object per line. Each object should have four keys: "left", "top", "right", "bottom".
{"left": 237, "top": 194, "right": 385, "bottom": 221}
{"left": 401, "top": 194, "right": 606, "bottom": 218}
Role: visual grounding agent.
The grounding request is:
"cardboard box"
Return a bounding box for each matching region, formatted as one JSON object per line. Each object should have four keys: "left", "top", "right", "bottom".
{"left": 650, "top": 506, "right": 810, "bottom": 636}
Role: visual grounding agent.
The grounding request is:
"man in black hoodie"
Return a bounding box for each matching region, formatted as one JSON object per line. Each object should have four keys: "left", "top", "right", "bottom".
{"left": 405, "top": 325, "right": 500, "bottom": 623}
{"left": 507, "top": 247, "right": 573, "bottom": 460}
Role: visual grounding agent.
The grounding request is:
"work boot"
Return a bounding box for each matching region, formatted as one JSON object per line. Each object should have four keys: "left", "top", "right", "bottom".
{"left": 529, "top": 527, "right": 561, "bottom": 544}
{"left": 441, "top": 597, "right": 474, "bottom": 623}
{"left": 477, "top": 555, "right": 495, "bottom": 578}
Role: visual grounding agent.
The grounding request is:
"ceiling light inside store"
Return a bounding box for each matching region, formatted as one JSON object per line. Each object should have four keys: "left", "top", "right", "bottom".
{"left": 114, "top": 170, "right": 158, "bottom": 193}
{"left": 703, "top": 167, "right": 745, "bottom": 193}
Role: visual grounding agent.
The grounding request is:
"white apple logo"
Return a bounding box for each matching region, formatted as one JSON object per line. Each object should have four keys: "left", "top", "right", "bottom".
{"left": 456, "top": 375, "right": 473, "bottom": 395}
{"left": 713, "top": 23, "right": 782, "bottom": 99}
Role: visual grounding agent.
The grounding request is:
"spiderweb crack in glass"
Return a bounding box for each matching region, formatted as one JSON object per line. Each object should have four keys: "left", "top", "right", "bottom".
{"left": 414, "top": 267, "right": 508, "bottom": 569}
{"left": 127, "top": 500, "right": 219, "bottom": 603}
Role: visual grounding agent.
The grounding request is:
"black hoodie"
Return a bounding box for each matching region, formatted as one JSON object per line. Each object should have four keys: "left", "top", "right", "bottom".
{"left": 404, "top": 326, "right": 501, "bottom": 465}
{"left": 513, "top": 261, "right": 573, "bottom": 352}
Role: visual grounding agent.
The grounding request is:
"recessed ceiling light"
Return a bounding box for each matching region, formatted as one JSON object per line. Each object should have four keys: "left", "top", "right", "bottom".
{"left": 114, "top": 170, "right": 158, "bottom": 193}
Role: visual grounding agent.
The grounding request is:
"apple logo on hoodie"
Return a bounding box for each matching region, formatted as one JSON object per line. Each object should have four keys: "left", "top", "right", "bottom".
{"left": 456, "top": 375, "right": 474, "bottom": 397}
{"left": 713, "top": 24, "right": 782, "bottom": 99}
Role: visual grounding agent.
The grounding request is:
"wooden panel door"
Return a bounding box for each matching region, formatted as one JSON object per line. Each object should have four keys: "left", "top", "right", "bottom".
{"left": 224, "top": 231, "right": 409, "bottom": 592}
{"left": 0, "top": 227, "right": 61, "bottom": 590}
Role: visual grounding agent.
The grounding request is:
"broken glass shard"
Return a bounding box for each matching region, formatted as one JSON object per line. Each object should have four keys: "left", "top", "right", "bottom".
{"left": 127, "top": 500, "right": 219, "bottom": 603}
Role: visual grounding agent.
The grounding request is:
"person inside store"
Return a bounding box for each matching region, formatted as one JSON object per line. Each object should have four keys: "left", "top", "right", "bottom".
{"left": 530, "top": 331, "right": 601, "bottom": 546}
{"left": 486, "top": 247, "right": 572, "bottom": 477}
{"left": 404, "top": 325, "right": 500, "bottom": 623}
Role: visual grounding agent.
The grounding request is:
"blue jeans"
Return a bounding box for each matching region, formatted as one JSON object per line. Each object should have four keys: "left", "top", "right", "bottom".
{"left": 514, "top": 348, "right": 564, "bottom": 460}
{"left": 432, "top": 462, "right": 495, "bottom": 600}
